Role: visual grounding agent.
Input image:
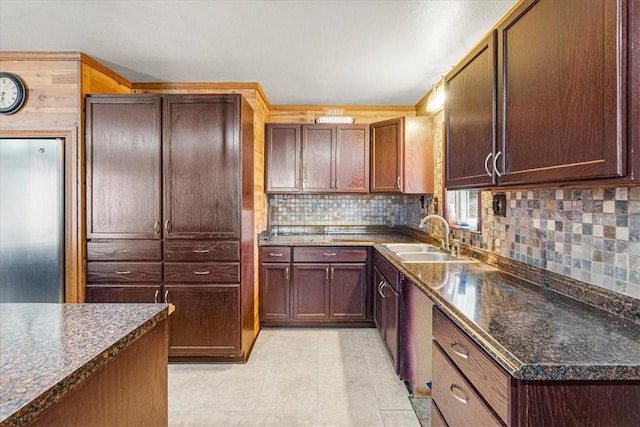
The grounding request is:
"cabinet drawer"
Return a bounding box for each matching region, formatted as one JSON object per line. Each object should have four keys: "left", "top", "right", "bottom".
{"left": 373, "top": 250, "right": 400, "bottom": 291}
{"left": 293, "top": 247, "right": 367, "bottom": 263}
{"left": 164, "top": 240, "right": 239, "bottom": 261}
{"left": 86, "top": 262, "right": 162, "bottom": 283}
{"left": 260, "top": 246, "right": 291, "bottom": 262}
{"left": 433, "top": 344, "right": 502, "bottom": 427}
{"left": 433, "top": 308, "right": 510, "bottom": 423}
{"left": 164, "top": 262, "right": 240, "bottom": 283}
{"left": 87, "top": 241, "right": 161, "bottom": 261}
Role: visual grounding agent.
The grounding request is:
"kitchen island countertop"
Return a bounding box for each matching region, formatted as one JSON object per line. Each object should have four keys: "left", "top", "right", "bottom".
{"left": 0, "top": 303, "right": 170, "bottom": 426}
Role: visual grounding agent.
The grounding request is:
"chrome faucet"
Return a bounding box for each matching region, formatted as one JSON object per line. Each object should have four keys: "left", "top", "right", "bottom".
{"left": 419, "top": 214, "right": 451, "bottom": 253}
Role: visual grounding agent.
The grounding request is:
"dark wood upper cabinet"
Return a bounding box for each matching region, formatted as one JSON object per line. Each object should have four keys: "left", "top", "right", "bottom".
{"left": 336, "top": 125, "right": 370, "bottom": 192}
{"left": 497, "top": 0, "right": 623, "bottom": 185}
{"left": 265, "top": 124, "right": 301, "bottom": 193}
{"left": 302, "top": 124, "right": 335, "bottom": 192}
{"left": 163, "top": 96, "right": 240, "bottom": 239}
{"left": 445, "top": 0, "right": 632, "bottom": 189}
{"left": 370, "top": 117, "right": 434, "bottom": 194}
{"left": 86, "top": 96, "right": 162, "bottom": 239}
{"left": 445, "top": 32, "right": 496, "bottom": 189}
{"left": 265, "top": 123, "right": 369, "bottom": 194}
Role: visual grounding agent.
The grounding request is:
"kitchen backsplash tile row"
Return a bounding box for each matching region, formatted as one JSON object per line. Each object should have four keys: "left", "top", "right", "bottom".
{"left": 268, "top": 194, "right": 425, "bottom": 227}
{"left": 450, "top": 186, "right": 640, "bottom": 300}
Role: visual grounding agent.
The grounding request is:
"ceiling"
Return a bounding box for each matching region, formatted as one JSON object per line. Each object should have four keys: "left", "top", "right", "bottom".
{"left": 0, "top": 0, "right": 516, "bottom": 106}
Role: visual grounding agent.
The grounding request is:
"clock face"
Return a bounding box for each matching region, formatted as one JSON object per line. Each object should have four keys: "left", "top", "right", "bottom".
{"left": 0, "top": 72, "right": 26, "bottom": 115}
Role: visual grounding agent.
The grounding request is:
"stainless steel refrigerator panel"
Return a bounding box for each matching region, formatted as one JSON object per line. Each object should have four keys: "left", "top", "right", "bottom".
{"left": 0, "top": 138, "right": 64, "bottom": 302}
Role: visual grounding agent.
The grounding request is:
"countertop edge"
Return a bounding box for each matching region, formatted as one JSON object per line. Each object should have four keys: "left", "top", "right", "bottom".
{"left": 3, "top": 305, "right": 169, "bottom": 427}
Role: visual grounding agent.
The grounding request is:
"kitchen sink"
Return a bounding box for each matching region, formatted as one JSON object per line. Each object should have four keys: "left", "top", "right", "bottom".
{"left": 383, "top": 243, "right": 439, "bottom": 253}
{"left": 395, "top": 252, "right": 477, "bottom": 263}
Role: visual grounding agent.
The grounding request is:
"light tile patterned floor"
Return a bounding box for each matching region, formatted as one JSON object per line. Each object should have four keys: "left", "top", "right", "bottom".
{"left": 169, "top": 328, "right": 427, "bottom": 426}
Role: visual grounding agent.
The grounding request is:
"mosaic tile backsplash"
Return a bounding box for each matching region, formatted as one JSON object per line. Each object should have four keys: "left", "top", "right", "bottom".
{"left": 268, "top": 194, "right": 424, "bottom": 227}
{"left": 445, "top": 186, "right": 640, "bottom": 300}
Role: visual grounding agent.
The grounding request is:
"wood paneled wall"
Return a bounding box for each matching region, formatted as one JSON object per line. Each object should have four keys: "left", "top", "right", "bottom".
{"left": 0, "top": 52, "right": 131, "bottom": 303}
{"left": 269, "top": 105, "right": 416, "bottom": 124}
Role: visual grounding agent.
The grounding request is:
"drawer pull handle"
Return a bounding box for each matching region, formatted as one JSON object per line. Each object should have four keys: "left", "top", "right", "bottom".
{"left": 114, "top": 270, "right": 131, "bottom": 275}
{"left": 115, "top": 249, "right": 129, "bottom": 253}
{"left": 194, "top": 271, "right": 210, "bottom": 275}
{"left": 323, "top": 252, "right": 337, "bottom": 256}
{"left": 450, "top": 384, "right": 469, "bottom": 405}
{"left": 268, "top": 253, "right": 283, "bottom": 257}
{"left": 193, "top": 249, "right": 210, "bottom": 253}
{"left": 450, "top": 342, "right": 469, "bottom": 359}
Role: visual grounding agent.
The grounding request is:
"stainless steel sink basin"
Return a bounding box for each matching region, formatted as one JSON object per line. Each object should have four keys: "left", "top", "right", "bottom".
{"left": 395, "top": 252, "right": 477, "bottom": 263}
{"left": 383, "top": 243, "right": 438, "bottom": 253}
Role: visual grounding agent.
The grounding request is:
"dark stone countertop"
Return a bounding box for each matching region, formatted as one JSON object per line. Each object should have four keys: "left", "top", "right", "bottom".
{"left": 259, "top": 227, "right": 640, "bottom": 381}
{"left": 0, "top": 303, "right": 170, "bottom": 426}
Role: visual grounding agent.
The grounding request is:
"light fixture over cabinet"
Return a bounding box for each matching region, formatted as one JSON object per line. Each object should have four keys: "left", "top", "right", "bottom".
{"left": 426, "top": 79, "right": 445, "bottom": 113}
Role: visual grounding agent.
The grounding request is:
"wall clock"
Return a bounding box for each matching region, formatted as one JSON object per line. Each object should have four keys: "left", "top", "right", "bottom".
{"left": 0, "top": 72, "right": 27, "bottom": 115}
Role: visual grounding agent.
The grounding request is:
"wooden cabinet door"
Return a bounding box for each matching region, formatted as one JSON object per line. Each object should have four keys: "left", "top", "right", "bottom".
{"left": 292, "top": 264, "right": 330, "bottom": 320}
{"left": 383, "top": 280, "right": 400, "bottom": 372}
{"left": 445, "top": 32, "right": 497, "bottom": 189}
{"left": 335, "top": 125, "right": 369, "bottom": 193}
{"left": 497, "top": 0, "right": 622, "bottom": 184}
{"left": 330, "top": 263, "right": 367, "bottom": 320}
{"left": 260, "top": 263, "right": 291, "bottom": 321}
{"left": 163, "top": 96, "right": 239, "bottom": 239}
{"left": 301, "top": 125, "right": 335, "bottom": 192}
{"left": 165, "top": 284, "right": 241, "bottom": 357}
{"left": 370, "top": 118, "right": 402, "bottom": 192}
{"left": 85, "top": 285, "right": 160, "bottom": 303}
{"left": 86, "top": 96, "right": 162, "bottom": 239}
{"left": 373, "top": 267, "right": 385, "bottom": 333}
{"left": 265, "top": 124, "right": 301, "bottom": 193}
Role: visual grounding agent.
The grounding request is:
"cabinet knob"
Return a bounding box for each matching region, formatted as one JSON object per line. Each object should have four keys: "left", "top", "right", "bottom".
{"left": 449, "top": 384, "right": 469, "bottom": 405}
{"left": 484, "top": 152, "right": 494, "bottom": 177}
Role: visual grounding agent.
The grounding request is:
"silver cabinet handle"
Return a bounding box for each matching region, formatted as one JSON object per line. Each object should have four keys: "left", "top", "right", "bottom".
{"left": 164, "top": 220, "right": 171, "bottom": 233}
{"left": 450, "top": 384, "right": 469, "bottom": 404}
{"left": 194, "top": 270, "right": 210, "bottom": 275}
{"left": 380, "top": 282, "right": 387, "bottom": 298}
{"left": 268, "top": 253, "right": 283, "bottom": 257}
{"left": 396, "top": 176, "right": 401, "bottom": 189}
{"left": 285, "top": 267, "right": 289, "bottom": 281}
{"left": 164, "top": 290, "right": 169, "bottom": 303}
{"left": 493, "top": 150, "right": 503, "bottom": 177}
{"left": 325, "top": 267, "right": 329, "bottom": 281}
{"left": 154, "top": 220, "right": 160, "bottom": 235}
{"left": 330, "top": 267, "right": 334, "bottom": 281}
{"left": 193, "top": 249, "right": 210, "bottom": 253}
{"left": 377, "top": 281, "right": 384, "bottom": 297}
{"left": 484, "top": 152, "right": 494, "bottom": 177}
{"left": 115, "top": 249, "right": 129, "bottom": 253}
{"left": 114, "top": 270, "right": 131, "bottom": 275}
{"left": 154, "top": 290, "right": 159, "bottom": 303}
{"left": 323, "top": 252, "right": 337, "bottom": 256}
{"left": 450, "top": 342, "right": 469, "bottom": 360}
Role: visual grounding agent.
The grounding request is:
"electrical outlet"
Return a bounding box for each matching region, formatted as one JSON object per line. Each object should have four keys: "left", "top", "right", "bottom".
{"left": 492, "top": 194, "right": 507, "bottom": 217}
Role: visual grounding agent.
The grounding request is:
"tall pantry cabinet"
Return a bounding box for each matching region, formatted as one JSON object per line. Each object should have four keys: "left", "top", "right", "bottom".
{"left": 85, "top": 94, "right": 256, "bottom": 362}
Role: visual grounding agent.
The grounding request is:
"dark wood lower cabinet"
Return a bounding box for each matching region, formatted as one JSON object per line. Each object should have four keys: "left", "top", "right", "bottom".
{"left": 260, "top": 263, "right": 291, "bottom": 321}
{"left": 293, "top": 264, "right": 331, "bottom": 321}
{"left": 165, "top": 284, "right": 241, "bottom": 359}
{"left": 259, "top": 246, "right": 371, "bottom": 326}
{"left": 373, "top": 252, "right": 402, "bottom": 374}
{"left": 86, "top": 285, "right": 160, "bottom": 303}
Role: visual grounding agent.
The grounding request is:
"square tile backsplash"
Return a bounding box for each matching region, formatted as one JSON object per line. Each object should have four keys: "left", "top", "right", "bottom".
{"left": 268, "top": 194, "right": 424, "bottom": 227}
{"left": 449, "top": 186, "right": 640, "bottom": 300}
